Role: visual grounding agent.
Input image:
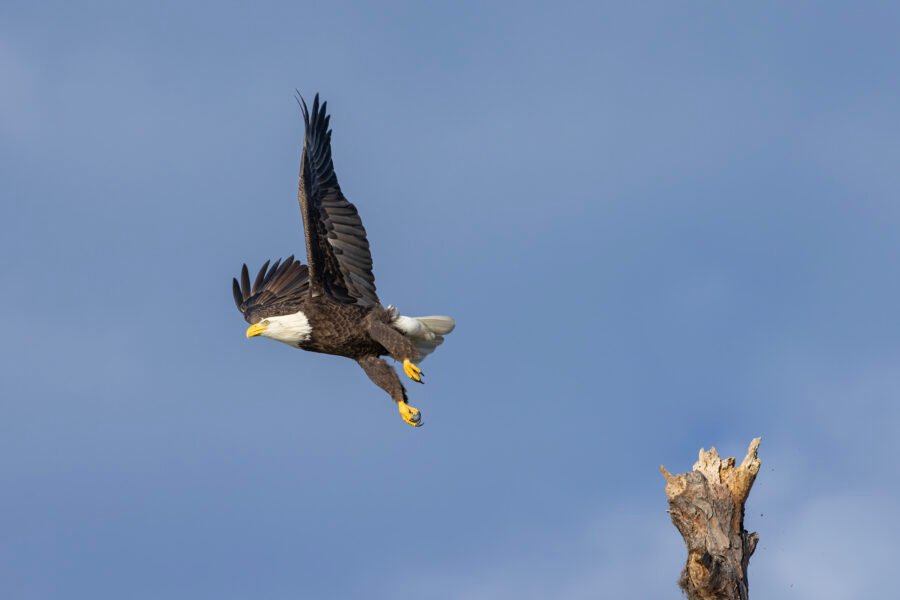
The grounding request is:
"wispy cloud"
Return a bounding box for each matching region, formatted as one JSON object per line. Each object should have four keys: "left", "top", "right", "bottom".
{"left": 385, "top": 506, "right": 683, "bottom": 599}
{"left": 755, "top": 492, "right": 899, "bottom": 599}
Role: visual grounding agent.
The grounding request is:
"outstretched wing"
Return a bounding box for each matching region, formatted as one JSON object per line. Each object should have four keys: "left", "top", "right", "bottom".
{"left": 232, "top": 257, "right": 310, "bottom": 323}
{"left": 296, "top": 93, "right": 379, "bottom": 306}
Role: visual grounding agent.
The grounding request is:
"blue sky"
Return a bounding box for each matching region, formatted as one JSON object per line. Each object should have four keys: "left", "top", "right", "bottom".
{"left": 2, "top": 1, "right": 899, "bottom": 598}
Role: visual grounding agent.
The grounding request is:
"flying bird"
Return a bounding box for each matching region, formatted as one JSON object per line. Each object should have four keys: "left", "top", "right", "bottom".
{"left": 232, "top": 94, "right": 454, "bottom": 427}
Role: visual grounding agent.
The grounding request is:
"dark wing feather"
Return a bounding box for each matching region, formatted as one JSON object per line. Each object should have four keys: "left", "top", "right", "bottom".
{"left": 251, "top": 259, "right": 270, "bottom": 294}
{"left": 240, "top": 264, "right": 251, "bottom": 300}
{"left": 296, "top": 93, "right": 379, "bottom": 306}
{"left": 232, "top": 257, "right": 310, "bottom": 324}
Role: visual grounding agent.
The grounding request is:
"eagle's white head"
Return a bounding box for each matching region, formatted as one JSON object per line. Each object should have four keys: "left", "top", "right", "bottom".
{"left": 245, "top": 310, "right": 312, "bottom": 346}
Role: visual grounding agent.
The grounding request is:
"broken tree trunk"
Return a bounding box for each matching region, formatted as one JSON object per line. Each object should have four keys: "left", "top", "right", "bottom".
{"left": 660, "top": 438, "right": 761, "bottom": 600}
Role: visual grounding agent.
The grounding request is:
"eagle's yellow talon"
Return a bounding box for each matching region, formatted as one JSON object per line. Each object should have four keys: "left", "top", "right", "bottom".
{"left": 398, "top": 402, "right": 423, "bottom": 427}
{"left": 403, "top": 359, "right": 423, "bottom": 383}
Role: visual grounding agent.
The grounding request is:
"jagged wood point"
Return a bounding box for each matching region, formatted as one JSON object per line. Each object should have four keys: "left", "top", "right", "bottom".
{"left": 660, "top": 438, "right": 762, "bottom": 600}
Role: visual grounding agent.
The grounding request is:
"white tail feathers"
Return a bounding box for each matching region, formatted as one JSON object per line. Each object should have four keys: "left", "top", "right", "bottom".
{"left": 390, "top": 313, "right": 456, "bottom": 362}
{"left": 411, "top": 316, "right": 456, "bottom": 335}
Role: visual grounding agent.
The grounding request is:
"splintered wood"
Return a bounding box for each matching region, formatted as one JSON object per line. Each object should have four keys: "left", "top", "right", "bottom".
{"left": 660, "top": 438, "right": 761, "bottom": 600}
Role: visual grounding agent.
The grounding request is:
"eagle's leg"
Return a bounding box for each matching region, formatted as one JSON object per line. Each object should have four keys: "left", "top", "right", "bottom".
{"left": 365, "top": 319, "right": 424, "bottom": 384}
{"left": 357, "top": 355, "right": 422, "bottom": 427}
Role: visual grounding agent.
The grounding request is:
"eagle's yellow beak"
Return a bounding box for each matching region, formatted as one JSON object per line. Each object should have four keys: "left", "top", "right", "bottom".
{"left": 246, "top": 322, "right": 267, "bottom": 338}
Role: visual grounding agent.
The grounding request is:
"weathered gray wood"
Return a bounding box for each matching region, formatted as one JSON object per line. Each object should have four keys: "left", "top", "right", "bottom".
{"left": 660, "top": 438, "right": 761, "bottom": 600}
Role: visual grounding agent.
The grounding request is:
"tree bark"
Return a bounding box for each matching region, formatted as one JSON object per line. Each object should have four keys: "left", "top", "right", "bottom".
{"left": 660, "top": 438, "right": 761, "bottom": 600}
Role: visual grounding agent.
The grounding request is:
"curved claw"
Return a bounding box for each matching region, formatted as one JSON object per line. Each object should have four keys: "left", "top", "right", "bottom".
{"left": 398, "top": 402, "right": 423, "bottom": 427}
{"left": 403, "top": 359, "right": 424, "bottom": 384}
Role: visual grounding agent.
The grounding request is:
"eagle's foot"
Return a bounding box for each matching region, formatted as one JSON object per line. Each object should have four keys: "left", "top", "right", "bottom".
{"left": 398, "top": 401, "right": 423, "bottom": 427}
{"left": 403, "top": 359, "right": 424, "bottom": 384}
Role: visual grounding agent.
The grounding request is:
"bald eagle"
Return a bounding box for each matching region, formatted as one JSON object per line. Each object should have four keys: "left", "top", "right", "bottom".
{"left": 232, "top": 94, "right": 454, "bottom": 427}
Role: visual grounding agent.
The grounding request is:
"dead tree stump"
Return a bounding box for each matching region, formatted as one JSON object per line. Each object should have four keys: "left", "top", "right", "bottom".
{"left": 660, "top": 438, "right": 761, "bottom": 600}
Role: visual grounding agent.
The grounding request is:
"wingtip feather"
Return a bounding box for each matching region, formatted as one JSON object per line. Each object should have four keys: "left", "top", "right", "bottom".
{"left": 240, "top": 264, "right": 251, "bottom": 298}
{"left": 252, "top": 260, "right": 270, "bottom": 294}
{"left": 232, "top": 278, "right": 243, "bottom": 310}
